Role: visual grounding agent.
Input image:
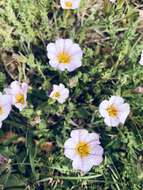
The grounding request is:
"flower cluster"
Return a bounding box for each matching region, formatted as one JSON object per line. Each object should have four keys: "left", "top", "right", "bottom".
{"left": 0, "top": 81, "right": 28, "bottom": 128}
{"left": 2, "top": 0, "right": 142, "bottom": 175}
{"left": 45, "top": 0, "right": 132, "bottom": 173}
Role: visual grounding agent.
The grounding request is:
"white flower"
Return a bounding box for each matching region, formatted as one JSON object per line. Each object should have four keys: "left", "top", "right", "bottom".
{"left": 60, "top": 0, "right": 80, "bottom": 9}
{"left": 64, "top": 129, "right": 104, "bottom": 173}
{"left": 47, "top": 39, "right": 83, "bottom": 72}
{"left": 49, "top": 84, "right": 69, "bottom": 104}
{"left": 99, "top": 96, "right": 130, "bottom": 127}
{"left": 0, "top": 93, "right": 12, "bottom": 128}
{"left": 4, "top": 81, "right": 28, "bottom": 111}
{"left": 139, "top": 50, "right": 143, "bottom": 65}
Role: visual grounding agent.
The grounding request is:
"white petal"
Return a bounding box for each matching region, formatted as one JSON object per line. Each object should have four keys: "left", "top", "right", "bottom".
{"left": 59, "top": 83, "right": 65, "bottom": 89}
{"left": 4, "top": 88, "right": 11, "bottom": 95}
{"left": 64, "top": 138, "right": 76, "bottom": 149}
{"left": 85, "top": 133, "right": 100, "bottom": 144}
{"left": 111, "top": 118, "right": 120, "bottom": 127}
{"left": 22, "top": 83, "right": 28, "bottom": 93}
{"left": 62, "top": 89, "right": 69, "bottom": 98}
{"left": 118, "top": 103, "right": 130, "bottom": 124}
{"left": 0, "top": 105, "right": 11, "bottom": 121}
{"left": 139, "top": 50, "right": 143, "bottom": 65}
{"left": 67, "top": 59, "right": 82, "bottom": 72}
{"left": 72, "top": 156, "right": 94, "bottom": 173}
{"left": 70, "top": 129, "right": 88, "bottom": 142}
{"left": 57, "top": 63, "right": 67, "bottom": 71}
{"left": 70, "top": 44, "right": 83, "bottom": 58}
{"left": 0, "top": 95, "right": 12, "bottom": 106}
{"left": 72, "top": 156, "right": 83, "bottom": 171}
{"left": 47, "top": 43, "right": 56, "bottom": 53}
{"left": 64, "top": 39, "right": 74, "bottom": 51}
{"left": 0, "top": 122, "right": 2, "bottom": 128}
{"left": 53, "top": 85, "right": 59, "bottom": 91}
{"left": 57, "top": 97, "right": 66, "bottom": 104}
{"left": 15, "top": 102, "right": 27, "bottom": 111}
{"left": 104, "top": 116, "right": 120, "bottom": 127}
{"left": 49, "top": 60, "right": 59, "bottom": 69}
{"left": 90, "top": 155, "right": 103, "bottom": 166}
{"left": 55, "top": 39, "right": 65, "bottom": 52}
{"left": 99, "top": 100, "right": 110, "bottom": 117}
{"left": 10, "top": 81, "right": 20, "bottom": 89}
{"left": 64, "top": 149, "right": 76, "bottom": 160}
{"left": 109, "top": 96, "right": 124, "bottom": 105}
{"left": 139, "top": 58, "right": 143, "bottom": 65}
{"left": 72, "top": 0, "right": 80, "bottom": 9}
{"left": 90, "top": 144, "right": 104, "bottom": 156}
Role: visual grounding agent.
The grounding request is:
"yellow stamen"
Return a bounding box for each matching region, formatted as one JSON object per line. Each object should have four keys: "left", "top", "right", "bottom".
{"left": 16, "top": 94, "right": 25, "bottom": 105}
{"left": 106, "top": 105, "right": 118, "bottom": 117}
{"left": 0, "top": 106, "right": 3, "bottom": 115}
{"left": 57, "top": 52, "right": 71, "bottom": 64}
{"left": 53, "top": 91, "right": 61, "bottom": 98}
{"left": 65, "top": 1, "right": 73, "bottom": 8}
{"left": 76, "top": 141, "right": 90, "bottom": 157}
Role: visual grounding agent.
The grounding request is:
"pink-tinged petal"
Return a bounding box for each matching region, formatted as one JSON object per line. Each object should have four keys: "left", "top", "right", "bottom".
{"left": 68, "top": 59, "right": 82, "bottom": 71}
{"left": 64, "top": 138, "right": 76, "bottom": 149}
{"left": 49, "top": 60, "right": 59, "bottom": 69}
{"left": 118, "top": 103, "right": 130, "bottom": 124}
{"left": 57, "top": 63, "right": 67, "bottom": 71}
{"left": 99, "top": 100, "right": 110, "bottom": 117}
{"left": 47, "top": 43, "right": 57, "bottom": 54}
{"left": 86, "top": 133, "right": 100, "bottom": 144}
{"left": 0, "top": 104, "right": 11, "bottom": 121}
{"left": 70, "top": 129, "right": 88, "bottom": 142}
{"left": 55, "top": 39, "right": 65, "bottom": 52}
{"left": 59, "top": 83, "right": 65, "bottom": 89}
{"left": 22, "top": 83, "right": 29, "bottom": 92}
{"left": 70, "top": 44, "right": 83, "bottom": 57}
{"left": 64, "top": 39, "right": 74, "bottom": 52}
{"left": 72, "top": 156, "right": 82, "bottom": 170}
{"left": 10, "top": 81, "right": 20, "bottom": 90}
{"left": 64, "top": 149, "right": 76, "bottom": 160}
{"left": 4, "top": 88, "right": 11, "bottom": 95}
{"left": 72, "top": 156, "right": 96, "bottom": 173}
{"left": 91, "top": 155, "right": 103, "bottom": 166}
{"left": 90, "top": 144, "right": 104, "bottom": 156}
{"left": 1, "top": 95, "right": 12, "bottom": 106}
{"left": 104, "top": 116, "right": 120, "bottom": 127}
{"left": 72, "top": 0, "right": 80, "bottom": 9}
{"left": 15, "top": 102, "right": 27, "bottom": 111}
{"left": 109, "top": 96, "right": 124, "bottom": 105}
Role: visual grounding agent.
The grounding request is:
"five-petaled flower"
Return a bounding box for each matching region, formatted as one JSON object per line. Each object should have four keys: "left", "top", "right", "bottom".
{"left": 49, "top": 83, "right": 69, "bottom": 104}
{"left": 5, "top": 81, "right": 28, "bottom": 111}
{"left": 60, "top": 0, "right": 81, "bottom": 9}
{"left": 99, "top": 96, "right": 130, "bottom": 127}
{"left": 64, "top": 129, "right": 104, "bottom": 173}
{"left": 0, "top": 93, "right": 12, "bottom": 128}
{"left": 47, "top": 39, "right": 83, "bottom": 72}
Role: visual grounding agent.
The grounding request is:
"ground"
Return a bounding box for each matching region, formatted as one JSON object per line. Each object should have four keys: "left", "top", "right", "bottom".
{"left": 0, "top": 0, "right": 143, "bottom": 189}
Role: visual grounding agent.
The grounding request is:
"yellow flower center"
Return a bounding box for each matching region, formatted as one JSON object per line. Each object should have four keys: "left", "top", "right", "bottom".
{"left": 53, "top": 91, "right": 61, "bottom": 98}
{"left": 16, "top": 94, "right": 25, "bottom": 105}
{"left": 0, "top": 106, "right": 3, "bottom": 115}
{"left": 57, "top": 52, "right": 71, "bottom": 64}
{"left": 76, "top": 141, "right": 90, "bottom": 157}
{"left": 65, "top": 1, "right": 73, "bottom": 8}
{"left": 106, "top": 105, "right": 118, "bottom": 118}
